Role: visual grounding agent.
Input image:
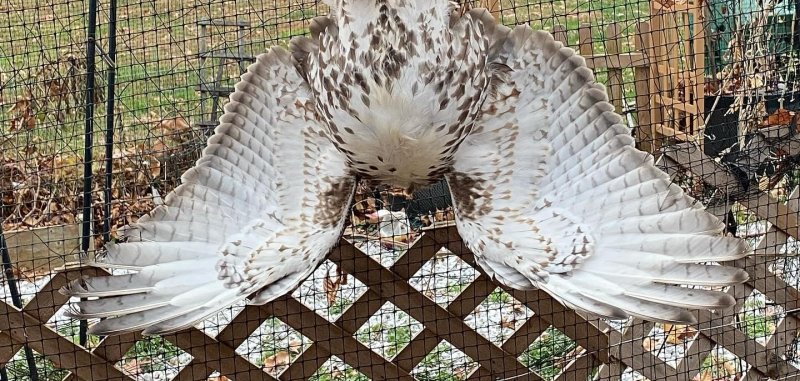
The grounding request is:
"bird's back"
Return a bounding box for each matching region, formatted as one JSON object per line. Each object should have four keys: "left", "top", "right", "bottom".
{"left": 301, "top": 0, "right": 496, "bottom": 189}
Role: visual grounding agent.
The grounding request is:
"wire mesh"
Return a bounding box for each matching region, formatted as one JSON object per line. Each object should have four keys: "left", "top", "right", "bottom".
{"left": 1, "top": 0, "right": 799, "bottom": 380}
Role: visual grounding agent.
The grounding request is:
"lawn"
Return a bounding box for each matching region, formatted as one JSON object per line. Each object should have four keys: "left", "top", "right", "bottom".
{"left": 0, "top": 0, "right": 649, "bottom": 152}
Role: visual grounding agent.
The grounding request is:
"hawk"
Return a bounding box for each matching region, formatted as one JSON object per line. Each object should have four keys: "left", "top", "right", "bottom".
{"left": 63, "top": 0, "right": 749, "bottom": 335}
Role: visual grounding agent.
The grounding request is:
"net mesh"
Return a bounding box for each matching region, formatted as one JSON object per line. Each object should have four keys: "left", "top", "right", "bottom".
{"left": 1, "top": 0, "right": 799, "bottom": 380}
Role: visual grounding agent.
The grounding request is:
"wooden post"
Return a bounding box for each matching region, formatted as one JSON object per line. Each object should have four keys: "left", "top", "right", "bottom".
{"left": 577, "top": 23, "right": 594, "bottom": 57}
{"left": 634, "top": 22, "right": 655, "bottom": 153}
{"left": 479, "top": 0, "right": 501, "bottom": 21}
{"left": 605, "top": 23, "right": 625, "bottom": 114}
{"left": 552, "top": 24, "right": 568, "bottom": 45}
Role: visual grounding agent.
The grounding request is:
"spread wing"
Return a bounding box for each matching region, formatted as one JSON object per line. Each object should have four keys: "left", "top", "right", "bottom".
{"left": 448, "top": 12, "right": 749, "bottom": 323}
{"left": 62, "top": 47, "right": 356, "bottom": 335}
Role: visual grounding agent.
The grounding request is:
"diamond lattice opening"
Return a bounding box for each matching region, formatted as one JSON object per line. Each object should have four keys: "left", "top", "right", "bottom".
{"left": 45, "top": 298, "right": 99, "bottom": 347}
{"left": 353, "top": 301, "right": 424, "bottom": 360}
{"left": 115, "top": 336, "right": 192, "bottom": 380}
{"left": 697, "top": 346, "right": 749, "bottom": 381}
{"left": 311, "top": 355, "right": 370, "bottom": 381}
{"left": 409, "top": 252, "right": 478, "bottom": 307}
{"left": 738, "top": 288, "right": 781, "bottom": 344}
{"left": 465, "top": 288, "right": 533, "bottom": 345}
{"left": 770, "top": 239, "right": 800, "bottom": 290}
{"left": 294, "top": 259, "right": 368, "bottom": 321}
{"left": 5, "top": 349, "right": 69, "bottom": 380}
{"left": 518, "top": 326, "right": 578, "bottom": 380}
{"left": 196, "top": 300, "right": 247, "bottom": 337}
{"left": 235, "top": 316, "right": 310, "bottom": 376}
{"left": 644, "top": 322, "right": 699, "bottom": 367}
{"left": 411, "top": 340, "right": 478, "bottom": 380}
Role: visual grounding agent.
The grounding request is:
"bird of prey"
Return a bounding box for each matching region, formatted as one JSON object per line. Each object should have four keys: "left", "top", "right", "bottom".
{"left": 63, "top": 0, "right": 750, "bottom": 335}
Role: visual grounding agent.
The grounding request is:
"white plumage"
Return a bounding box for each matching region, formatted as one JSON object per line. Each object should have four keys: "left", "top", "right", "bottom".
{"left": 62, "top": 0, "right": 749, "bottom": 335}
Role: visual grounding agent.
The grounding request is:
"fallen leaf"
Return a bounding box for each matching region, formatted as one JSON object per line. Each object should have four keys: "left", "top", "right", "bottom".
{"left": 642, "top": 336, "right": 656, "bottom": 352}
{"left": 288, "top": 338, "right": 303, "bottom": 353}
{"left": 500, "top": 316, "right": 516, "bottom": 329}
{"left": 664, "top": 324, "right": 697, "bottom": 344}
{"left": 762, "top": 108, "right": 796, "bottom": 127}
{"left": 262, "top": 351, "right": 291, "bottom": 373}
{"left": 323, "top": 274, "right": 341, "bottom": 307}
{"left": 692, "top": 370, "right": 712, "bottom": 381}
{"left": 121, "top": 358, "right": 150, "bottom": 375}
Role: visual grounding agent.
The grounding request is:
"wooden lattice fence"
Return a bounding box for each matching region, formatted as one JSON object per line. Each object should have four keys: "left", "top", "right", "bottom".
{"left": 3, "top": 219, "right": 800, "bottom": 380}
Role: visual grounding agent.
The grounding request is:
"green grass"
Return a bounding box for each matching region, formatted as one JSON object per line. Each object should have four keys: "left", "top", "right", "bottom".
{"left": 488, "top": 288, "right": 513, "bottom": 304}
{"left": 4, "top": 352, "right": 70, "bottom": 381}
{"left": 519, "top": 327, "right": 578, "bottom": 380}
{"left": 1, "top": 0, "right": 647, "bottom": 158}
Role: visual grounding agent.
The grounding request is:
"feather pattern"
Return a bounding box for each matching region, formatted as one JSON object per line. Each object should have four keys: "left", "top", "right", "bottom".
{"left": 62, "top": 0, "right": 750, "bottom": 335}
{"left": 62, "top": 47, "right": 356, "bottom": 335}
{"left": 447, "top": 14, "right": 749, "bottom": 323}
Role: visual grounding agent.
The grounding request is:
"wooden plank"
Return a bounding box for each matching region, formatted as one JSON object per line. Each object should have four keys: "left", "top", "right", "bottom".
{"left": 652, "top": 1, "right": 696, "bottom": 12}
{"left": 652, "top": 93, "right": 700, "bottom": 114}
{"left": 163, "top": 327, "right": 276, "bottom": 381}
{"left": 577, "top": 24, "right": 594, "bottom": 57}
{"left": 500, "top": 311, "right": 548, "bottom": 356}
{"left": 552, "top": 24, "right": 568, "bottom": 45}
{"left": 554, "top": 350, "right": 596, "bottom": 381}
{"left": 442, "top": 235, "right": 611, "bottom": 364}
{"left": 332, "top": 238, "right": 533, "bottom": 380}
{"left": 264, "top": 296, "right": 416, "bottom": 381}
{"left": 584, "top": 53, "right": 649, "bottom": 70}
{"left": 0, "top": 267, "right": 109, "bottom": 365}
{"left": 633, "top": 21, "right": 655, "bottom": 153}
{"left": 740, "top": 192, "right": 800, "bottom": 241}
{"left": 173, "top": 305, "right": 274, "bottom": 381}
{"left": 62, "top": 333, "right": 140, "bottom": 381}
{"left": 282, "top": 234, "right": 444, "bottom": 380}
{"left": 654, "top": 123, "right": 695, "bottom": 142}
{"left": 605, "top": 23, "right": 625, "bottom": 113}
{"left": 676, "top": 333, "right": 715, "bottom": 379}
{"left": 4, "top": 224, "right": 82, "bottom": 273}
{"left": 612, "top": 321, "right": 679, "bottom": 381}
{"left": 0, "top": 301, "right": 132, "bottom": 381}
{"left": 403, "top": 274, "right": 501, "bottom": 381}
{"left": 660, "top": 143, "right": 741, "bottom": 192}
{"left": 695, "top": 288, "right": 775, "bottom": 378}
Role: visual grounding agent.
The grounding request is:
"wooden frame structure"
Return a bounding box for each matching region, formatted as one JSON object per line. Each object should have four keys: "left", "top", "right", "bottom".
{"left": 2, "top": 221, "right": 798, "bottom": 380}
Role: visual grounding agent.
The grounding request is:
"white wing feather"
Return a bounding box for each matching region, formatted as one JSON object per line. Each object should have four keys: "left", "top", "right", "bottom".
{"left": 448, "top": 14, "right": 749, "bottom": 324}
{"left": 62, "top": 47, "right": 356, "bottom": 335}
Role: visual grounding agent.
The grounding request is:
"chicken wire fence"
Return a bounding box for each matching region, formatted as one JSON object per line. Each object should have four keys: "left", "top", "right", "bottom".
{"left": 1, "top": 0, "right": 800, "bottom": 380}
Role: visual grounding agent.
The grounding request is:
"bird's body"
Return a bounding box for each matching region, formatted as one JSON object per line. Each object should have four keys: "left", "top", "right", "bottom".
{"left": 63, "top": 0, "right": 750, "bottom": 336}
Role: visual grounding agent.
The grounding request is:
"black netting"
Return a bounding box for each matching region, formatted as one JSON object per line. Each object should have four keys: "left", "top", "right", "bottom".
{"left": 2, "top": 0, "right": 800, "bottom": 380}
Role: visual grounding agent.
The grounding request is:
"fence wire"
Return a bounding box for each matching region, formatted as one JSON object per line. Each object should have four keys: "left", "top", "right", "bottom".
{"left": 1, "top": 0, "right": 800, "bottom": 380}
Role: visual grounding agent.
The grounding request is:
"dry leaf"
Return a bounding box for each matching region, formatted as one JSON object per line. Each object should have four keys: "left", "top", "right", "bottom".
{"left": 642, "top": 336, "right": 656, "bottom": 352}
{"left": 323, "top": 274, "right": 341, "bottom": 306}
{"left": 121, "top": 358, "right": 150, "bottom": 375}
{"left": 500, "top": 316, "right": 516, "bottom": 329}
{"left": 762, "top": 108, "right": 796, "bottom": 127}
{"left": 664, "top": 324, "right": 697, "bottom": 344}
{"left": 722, "top": 360, "right": 738, "bottom": 376}
{"left": 208, "top": 376, "right": 231, "bottom": 381}
{"left": 262, "top": 351, "right": 291, "bottom": 373}
{"left": 288, "top": 338, "right": 303, "bottom": 353}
